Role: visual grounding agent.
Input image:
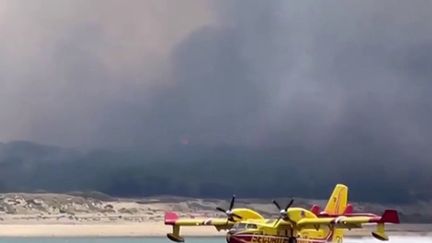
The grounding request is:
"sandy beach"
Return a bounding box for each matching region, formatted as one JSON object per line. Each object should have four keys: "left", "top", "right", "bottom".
{"left": 0, "top": 192, "right": 429, "bottom": 237}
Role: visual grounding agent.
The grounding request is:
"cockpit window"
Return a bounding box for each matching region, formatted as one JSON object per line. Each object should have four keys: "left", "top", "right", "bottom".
{"left": 233, "top": 223, "right": 247, "bottom": 229}
{"left": 246, "top": 224, "right": 257, "bottom": 229}
{"left": 232, "top": 223, "right": 257, "bottom": 231}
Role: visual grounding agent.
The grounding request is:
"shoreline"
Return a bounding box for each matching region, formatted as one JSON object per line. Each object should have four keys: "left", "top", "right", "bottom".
{"left": 0, "top": 223, "right": 428, "bottom": 237}
{"left": 0, "top": 192, "right": 429, "bottom": 238}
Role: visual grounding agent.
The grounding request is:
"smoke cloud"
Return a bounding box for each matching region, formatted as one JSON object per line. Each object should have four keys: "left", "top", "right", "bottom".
{"left": 0, "top": 0, "right": 431, "bottom": 200}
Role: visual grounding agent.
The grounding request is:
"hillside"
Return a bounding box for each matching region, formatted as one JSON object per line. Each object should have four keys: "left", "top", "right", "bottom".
{"left": 0, "top": 141, "right": 431, "bottom": 204}
{"left": 0, "top": 192, "right": 429, "bottom": 224}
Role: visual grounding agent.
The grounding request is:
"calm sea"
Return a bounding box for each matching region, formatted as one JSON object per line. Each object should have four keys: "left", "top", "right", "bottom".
{"left": 0, "top": 237, "right": 429, "bottom": 243}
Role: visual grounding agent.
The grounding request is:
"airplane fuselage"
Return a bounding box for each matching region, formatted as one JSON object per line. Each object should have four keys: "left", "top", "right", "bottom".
{"left": 227, "top": 232, "right": 339, "bottom": 243}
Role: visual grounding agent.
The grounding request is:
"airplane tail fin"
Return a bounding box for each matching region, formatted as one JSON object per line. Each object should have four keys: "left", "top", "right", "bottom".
{"left": 324, "top": 184, "right": 348, "bottom": 215}
{"left": 325, "top": 184, "right": 348, "bottom": 243}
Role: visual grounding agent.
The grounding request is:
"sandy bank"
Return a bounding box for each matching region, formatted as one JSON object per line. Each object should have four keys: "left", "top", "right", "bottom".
{"left": 0, "top": 192, "right": 429, "bottom": 237}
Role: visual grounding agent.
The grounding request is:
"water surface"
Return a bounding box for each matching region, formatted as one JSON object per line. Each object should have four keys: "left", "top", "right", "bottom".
{"left": 0, "top": 237, "right": 429, "bottom": 243}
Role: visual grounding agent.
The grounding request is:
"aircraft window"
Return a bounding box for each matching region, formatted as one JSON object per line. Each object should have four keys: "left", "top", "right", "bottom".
{"left": 234, "top": 223, "right": 247, "bottom": 229}
{"left": 246, "top": 224, "right": 257, "bottom": 229}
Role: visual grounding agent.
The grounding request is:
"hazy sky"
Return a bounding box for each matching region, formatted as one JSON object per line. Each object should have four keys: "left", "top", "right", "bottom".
{"left": 0, "top": 0, "right": 431, "bottom": 154}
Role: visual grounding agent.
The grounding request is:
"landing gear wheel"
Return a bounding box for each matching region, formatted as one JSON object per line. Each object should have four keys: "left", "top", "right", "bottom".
{"left": 288, "top": 237, "right": 297, "bottom": 243}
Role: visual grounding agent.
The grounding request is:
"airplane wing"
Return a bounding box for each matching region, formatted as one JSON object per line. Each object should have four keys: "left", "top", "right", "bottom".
{"left": 165, "top": 211, "right": 232, "bottom": 227}
{"left": 297, "top": 210, "right": 400, "bottom": 241}
{"left": 297, "top": 210, "right": 399, "bottom": 227}
{"left": 165, "top": 212, "right": 234, "bottom": 242}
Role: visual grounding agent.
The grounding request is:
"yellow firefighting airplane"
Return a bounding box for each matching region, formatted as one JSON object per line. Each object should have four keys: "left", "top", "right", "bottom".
{"left": 165, "top": 184, "right": 400, "bottom": 243}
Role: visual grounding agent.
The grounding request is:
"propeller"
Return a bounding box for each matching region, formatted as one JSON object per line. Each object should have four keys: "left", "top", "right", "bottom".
{"left": 273, "top": 199, "right": 294, "bottom": 226}
{"left": 216, "top": 195, "right": 242, "bottom": 221}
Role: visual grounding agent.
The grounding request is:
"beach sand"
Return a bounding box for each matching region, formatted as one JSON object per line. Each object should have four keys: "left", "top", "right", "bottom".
{"left": 0, "top": 192, "right": 429, "bottom": 237}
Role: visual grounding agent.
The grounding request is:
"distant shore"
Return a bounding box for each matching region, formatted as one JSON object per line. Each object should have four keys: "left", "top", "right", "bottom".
{"left": 0, "top": 223, "right": 429, "bottom": 237}
{"left": 0, "top": 192, "right": 429, "bottom": 237}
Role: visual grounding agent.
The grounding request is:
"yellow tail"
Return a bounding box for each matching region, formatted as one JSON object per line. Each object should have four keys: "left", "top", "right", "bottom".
{"left": 325, "top": 184, "right": 348, "bottom": 242}
{"left": 325, "top": 184, "right": 348, "bottom": 215}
